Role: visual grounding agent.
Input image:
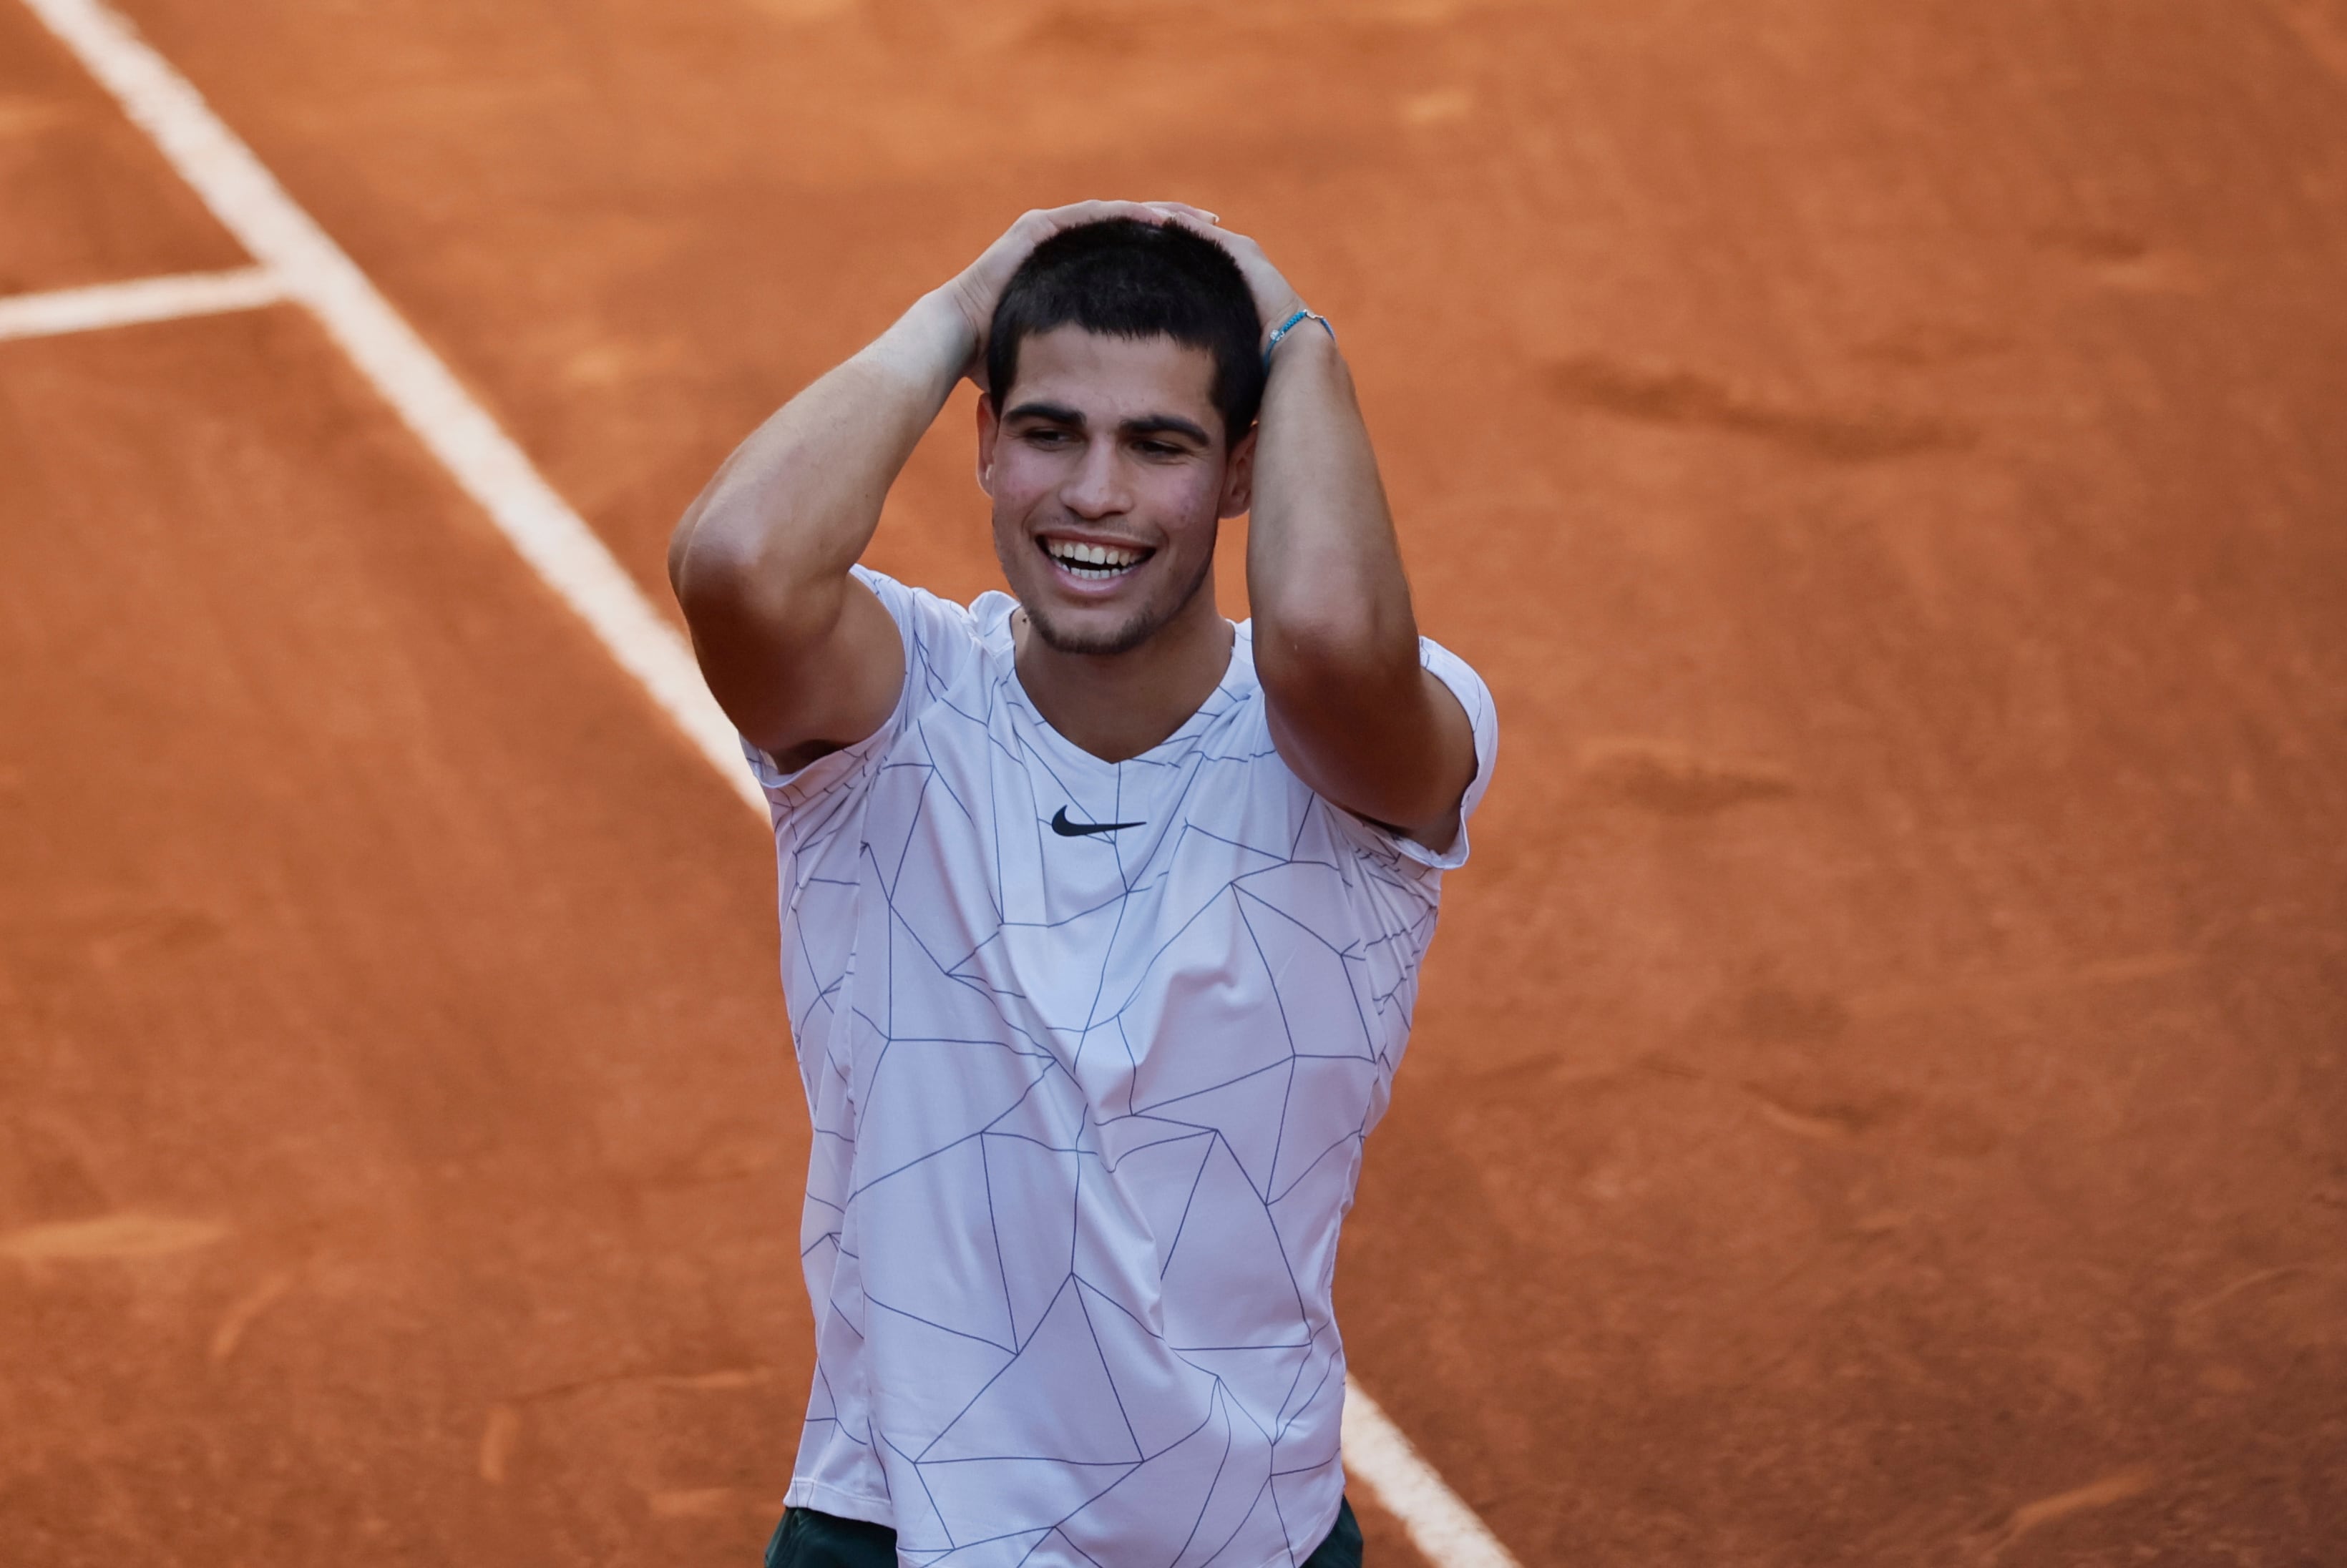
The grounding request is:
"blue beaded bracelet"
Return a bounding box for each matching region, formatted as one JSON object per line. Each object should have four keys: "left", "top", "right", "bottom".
{"left": 1263, "top": 308, "right": 1334, "bottom": 366}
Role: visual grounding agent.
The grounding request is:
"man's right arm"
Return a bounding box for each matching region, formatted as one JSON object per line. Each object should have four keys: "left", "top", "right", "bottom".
{"left": 668, "top": 200, "right": 1203, "bottom": 774}
{"left": 666, "top": 289, "right": 970, "bottom": 773}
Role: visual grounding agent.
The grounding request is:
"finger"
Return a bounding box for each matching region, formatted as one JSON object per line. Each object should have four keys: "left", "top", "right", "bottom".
{"left": 1037, "top": 199, "right": 1203, "bottom": 235}
{"left": 1159, "top": 208, "right": 1247, "bottom": 250}
{"left": 1050, "top": 198, "right": 1163, "bottom": 225}
{"left": 1144, "top": 201, "right": 1221, "bottom": 225}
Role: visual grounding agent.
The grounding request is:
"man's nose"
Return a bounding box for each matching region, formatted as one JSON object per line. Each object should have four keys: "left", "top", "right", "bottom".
{"left": 1060, "top": 437, "right": 1131, "bottom": 519}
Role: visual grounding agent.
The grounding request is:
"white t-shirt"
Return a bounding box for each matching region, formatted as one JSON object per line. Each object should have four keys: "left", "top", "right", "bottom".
{"left": 745, "top": 567, "right": 1497, "bottom": 1567}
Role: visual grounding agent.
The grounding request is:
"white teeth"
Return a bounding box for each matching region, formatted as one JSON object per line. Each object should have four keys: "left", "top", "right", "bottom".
{"left": 1045, "top": 539, "right": 1143, "bottom": 577}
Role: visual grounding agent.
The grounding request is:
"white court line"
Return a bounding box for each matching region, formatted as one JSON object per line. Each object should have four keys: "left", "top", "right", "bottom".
{"left": 1345, "top": 1386, "right": 1521, "bottom": 1567}
{"left": 19, "top": 1, "right": 1524, "bottom": 1562}
{"left": 0, "top": 265, "right": 288, "bottom": 341}
{"left": 18, "top": 0, "right": 753, "bottom": 812}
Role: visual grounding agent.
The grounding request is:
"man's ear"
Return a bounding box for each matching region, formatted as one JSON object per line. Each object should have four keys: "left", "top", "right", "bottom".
{"left": 975, "top": 392, "right": 999, "bottom": 498}
{"left": 1217, "top": 424, "right": 1258, "bottom": 519}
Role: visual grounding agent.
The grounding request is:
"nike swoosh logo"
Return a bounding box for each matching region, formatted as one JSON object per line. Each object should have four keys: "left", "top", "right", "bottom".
{"left": 1050, "top": 806, "right": 1146, "bottom": 838}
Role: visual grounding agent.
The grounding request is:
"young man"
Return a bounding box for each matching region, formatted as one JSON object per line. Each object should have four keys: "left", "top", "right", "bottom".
{"left": 670, "top": 202, "right": 1496, "bottom": 1567}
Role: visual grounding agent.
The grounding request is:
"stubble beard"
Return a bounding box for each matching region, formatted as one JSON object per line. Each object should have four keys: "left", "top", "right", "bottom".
{"left": 1019, "top": 540, "right": 1219, "bottom": 658}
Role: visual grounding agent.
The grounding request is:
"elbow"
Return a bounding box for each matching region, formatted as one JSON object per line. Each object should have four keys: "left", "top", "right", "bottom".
{"left": 666, "top": 480, "right": 742, "bottom": 603}
{"left": 669, "top": 512, "right": 761, "bottom": 618}
{"left": 668, "top": 449, "right": 848, "bottom": 632}
{"left": 669, "top": 506, "right": 836, "bottom": 652}
{"left": 667, "top": 451, "right": 780, "bottom": 609}
{"left": 1251, "top": 591, "right": 1419, "bottom": 700}
{"left": 1251, "top": 612, "right": 1420, "bottom": 715}
{"left": 665, "top": 501, "right": 703, "bottom": 600}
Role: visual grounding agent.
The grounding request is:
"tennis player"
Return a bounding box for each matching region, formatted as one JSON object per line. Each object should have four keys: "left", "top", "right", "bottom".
{"left": 670, "top": 200, "right": 1497, "bottom": 1567}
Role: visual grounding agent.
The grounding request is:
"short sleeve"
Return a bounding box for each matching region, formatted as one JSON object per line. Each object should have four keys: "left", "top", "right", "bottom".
{"left": 1323, "top": 635, "right": 1499, "bottom": 874}
{"left": 737, "top": 566, "right": 980, "bottom": 813}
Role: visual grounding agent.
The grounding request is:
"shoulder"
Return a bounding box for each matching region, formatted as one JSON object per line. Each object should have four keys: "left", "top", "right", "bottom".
{"left": 851, "top": 566, "right": 980, "bottom": 655}
{"left": 741, "top": 569, "right": 1004, "bottom": 805}
{"left": 1395, "top": 633, "right": 1498, "bottom": 869}
{"left": 1415, "top": 634, "right": 1498, "bottom": 810}
{"left": 1415, "top": 634, "right": 1497, "bottom": 750}
{"left": 843, "top": 565, "right": 1014, "bottom": 697}
{"left": 1239, "top": 623, "right": 1500, "bottom": 876}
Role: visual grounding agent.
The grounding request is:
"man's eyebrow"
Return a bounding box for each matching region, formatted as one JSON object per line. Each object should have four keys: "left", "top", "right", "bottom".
{"left": 1119, "top": 414, "right": 1213, "bottom": 446}
{"left": 1002, "top": 401, "right": 1085, "bottom": 427}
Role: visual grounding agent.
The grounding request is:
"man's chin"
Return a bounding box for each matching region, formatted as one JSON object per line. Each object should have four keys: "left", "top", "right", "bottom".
{"left": 1013, "top": 547, "right": 1215, "bottom": 658}
{"left": 1023, "top": 598, "right": 1161, "bottom": 657}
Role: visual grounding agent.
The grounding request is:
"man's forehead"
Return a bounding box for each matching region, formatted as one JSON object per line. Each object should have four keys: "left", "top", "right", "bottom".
{"left": 1005, "top": 326, "right": 1218, "bottom": 421}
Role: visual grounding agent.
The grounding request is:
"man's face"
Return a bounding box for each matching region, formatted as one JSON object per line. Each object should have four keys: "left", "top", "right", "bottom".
{"left": 978, "top": 327, "right": 1252, "bottom": 657}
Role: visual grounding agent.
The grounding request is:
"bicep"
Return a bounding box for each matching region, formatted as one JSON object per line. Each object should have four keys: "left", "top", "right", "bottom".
{"left": 1264, "top": 662, "right": 1477, "bottom": 853}
{"left": 678, "top": 571, "right": 906, "bottom": 769}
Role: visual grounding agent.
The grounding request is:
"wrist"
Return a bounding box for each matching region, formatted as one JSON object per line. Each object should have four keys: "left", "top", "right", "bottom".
{"left": 867, "top": 288, "right": 980, "bottom": 389}
{"left": 1262, "top": 305, "right": 1335, "bottom": 367}
{"left": 913, "top": 285, "right": 980, "bottom": 354}
{"left": 1258, "top": 295, "right": 1310, "bottom": 353}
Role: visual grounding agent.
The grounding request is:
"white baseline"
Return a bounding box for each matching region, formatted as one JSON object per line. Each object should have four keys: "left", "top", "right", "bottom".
{"left": 0, "top": 265, "right": 288, "bottom": 342}
{"left": 16, "top": 1, "right": 1524, "bottom": 1562}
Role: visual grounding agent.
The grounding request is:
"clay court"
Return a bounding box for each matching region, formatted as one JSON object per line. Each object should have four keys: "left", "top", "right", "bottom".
{"left": 4, "top": 0, "right": 2346, "bottom": 1562}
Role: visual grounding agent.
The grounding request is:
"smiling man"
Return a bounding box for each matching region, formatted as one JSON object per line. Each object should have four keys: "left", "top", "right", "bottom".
{"left": 670, "top": 202, "right": 1497, "bottom": 1567}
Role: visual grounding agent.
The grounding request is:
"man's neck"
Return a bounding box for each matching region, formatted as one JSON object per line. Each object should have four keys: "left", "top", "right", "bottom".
{"left": 1011, "top": 590, "right": 1235, "bottom": 765}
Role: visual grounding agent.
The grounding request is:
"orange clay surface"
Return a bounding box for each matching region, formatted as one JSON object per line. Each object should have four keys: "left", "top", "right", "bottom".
{"left": 5, "top": 1, "right": 2347, "bottom": 1563}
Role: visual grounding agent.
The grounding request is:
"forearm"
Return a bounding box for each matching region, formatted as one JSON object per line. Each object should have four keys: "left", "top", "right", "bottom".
{"left": 669, "top": 288, "right": 972, "bottom": 640}
{"left": 1244, "top": 329, "right": 1422, "bottom": 693}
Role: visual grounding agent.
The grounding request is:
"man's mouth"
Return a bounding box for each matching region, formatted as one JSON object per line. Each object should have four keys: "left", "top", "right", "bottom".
{"left": 1040, "top": 536, "right": 1152, "bottom": 581}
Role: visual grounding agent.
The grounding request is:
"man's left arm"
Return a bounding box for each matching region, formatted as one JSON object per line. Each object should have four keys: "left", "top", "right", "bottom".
{"left": 1188, "top": 220, "right": 1478, "bottom": 852}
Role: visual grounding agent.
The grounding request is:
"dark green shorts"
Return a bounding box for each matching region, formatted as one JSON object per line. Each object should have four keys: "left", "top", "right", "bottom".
{"left": 763, "top": 1494, "right": 1365, "bottom": 1567}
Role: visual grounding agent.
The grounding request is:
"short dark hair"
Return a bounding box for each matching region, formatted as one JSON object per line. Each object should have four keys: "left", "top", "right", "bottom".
{"left": 985, "top": 218, "right": 1266, "bottom": 442}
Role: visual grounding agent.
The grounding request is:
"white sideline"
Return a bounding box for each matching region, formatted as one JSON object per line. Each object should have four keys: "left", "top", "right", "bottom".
{"left": 20, "top": 1, "right": 1523, "bottom": 1561}
{"left": 1343, "top": 1384, "right": 1522, "bottom": 1567}
{"left": 0, "top": 265, "right": 288, "bottom": 341}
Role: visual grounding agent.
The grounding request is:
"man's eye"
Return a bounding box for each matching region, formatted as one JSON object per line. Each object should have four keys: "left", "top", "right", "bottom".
{"left": 1136, "top": 441, "right": 1182, "bottom": 457}
{"left": 1024, "top": 428, "right": 1071, "bottom": 446}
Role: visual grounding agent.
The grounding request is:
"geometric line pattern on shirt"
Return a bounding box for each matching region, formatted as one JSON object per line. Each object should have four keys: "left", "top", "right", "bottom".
{"left": 751, "top": 569, "right": 1494, "bottom": 1568}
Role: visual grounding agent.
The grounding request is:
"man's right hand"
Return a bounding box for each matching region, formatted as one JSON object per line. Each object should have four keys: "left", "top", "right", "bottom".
{"left": 942, "top": 200, "right": 1218, "bottom": 392}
